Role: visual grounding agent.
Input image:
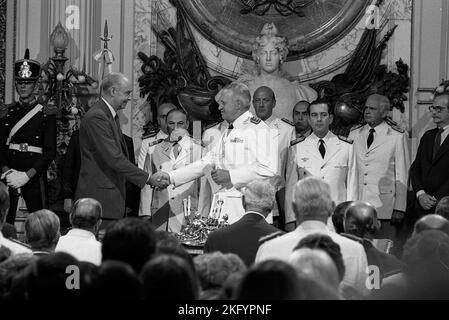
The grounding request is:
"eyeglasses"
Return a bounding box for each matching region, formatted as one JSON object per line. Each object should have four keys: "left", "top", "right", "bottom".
{"left": 429, "top": 106, "right": 448, "bottom": 113}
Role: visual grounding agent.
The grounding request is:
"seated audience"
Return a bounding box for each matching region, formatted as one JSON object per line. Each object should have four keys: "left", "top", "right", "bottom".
{"left": 1, "top": 223, "right": 17, "bottom": 240}
{"left": 0, "top": 253, "right": 36, "bottom": 299}
{"left": 256, "top": 177, "right": 369, "bottom": 296}
{"left": 413, "top": 214, "right": 449, "bottom": 236}
{"left": 141, "top": 254, "right": 198, "bottom": 300}
{"left": 89, "top": 260, "right": 142, "bottom": 300}
{"left": 204, "top": 179, "right": 282, "bottom": 266}
{"left": 0, "top": 182, "right": 31, "bottom": 254}
{"left": 55, "top": 198, "right": 102, "bottom": 265}
{"left": 24, "top": 209, "right": 60, "bottom": 255}
{"left": 343, "top": 201, "right": 403, "bottom": 280}
{"left": 436, "top": 196, "right": 449, "bottom": 220}
{"left": 236, "top": 260, "right": 300, "bottom": 300}
{"left": 102, "top": 218, "right": 156, "bottom": 273}
{"left": 332, "top": 201, "right": 353, "bottom": 234}
{"left": 194, "top": 252, "right": 246, "bottom": 300}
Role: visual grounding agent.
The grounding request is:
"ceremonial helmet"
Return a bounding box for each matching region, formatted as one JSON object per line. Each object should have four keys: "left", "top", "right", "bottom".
{"left": 14, "top": 49, "right": 41, "bottom": 82}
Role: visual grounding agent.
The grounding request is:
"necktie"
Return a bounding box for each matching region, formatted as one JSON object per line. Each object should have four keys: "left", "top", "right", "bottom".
{"left": 319, "top": 139, "right": 325, "bottom": 158}
{"left": 227, "top": 123, "right": 234, "bottom": 136}
{"left": 367, "top": 128, "right": 375, "bottom": 149}
{"left": 173, "top": 143, "right": 181, "bottom": 158}
{"left": 433, "top": 127, "right": 444, "bottom": 160}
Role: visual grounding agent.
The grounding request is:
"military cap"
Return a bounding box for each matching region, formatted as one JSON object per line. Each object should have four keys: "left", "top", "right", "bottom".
{"left": 14, "top": 49, "right": 41, "bottom": 82}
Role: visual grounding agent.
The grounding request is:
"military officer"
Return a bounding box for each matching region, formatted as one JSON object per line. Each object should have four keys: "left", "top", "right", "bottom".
{"left": 349, "top": 94, "right": 410, "bottom": 240}
{"left": 143, "top": 109, "right": 203, "bottom": 232}
{"left": 202, "top": 120, "right": 228, "bottom": 154}
{"left": 159, "top": 82, "right": 277, "bottom": 224}
{"left": 0, "top": 49, "right": 56, "bottom": 224}
{"left": 292, "top": 100, "right": 312, "bottom": 138}
{"left": 285, "top": 100, "right": 358, "bottom": 228}
{"left": 253, "top": 86, "right": 295, "bottom": 226}
{"left": 138, "top": 102, "right": 176, "bottom": 216}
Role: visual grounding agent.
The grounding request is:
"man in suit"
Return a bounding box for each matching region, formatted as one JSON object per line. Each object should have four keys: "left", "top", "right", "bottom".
{"left": 144, "top": 109, "right": 203, "bottom": 232}
{"left": 285, "top": 100, "right": 358, "bottom": 228}
{"left": 204, "top": 179, "right": 282, "bottom": 266}
{"left": 0, "top": 50, "right": 56, "bottom": 224}
{"left": 75, "top": 73, "right": 165, "bottom": 226}
{"left": 349, "top": 94, "right": 410, "bottom": 240}
{"left": 253, "top": 86, "right": 295, "bottom": 226}
{"left": 410, "top": 88, "right": 449, "bottom": 225}
{"left": 292, "top": 100, "right": 312, "bottom": 138}
{"left": 158, "top": 82, "right": 277, "bottom": 224}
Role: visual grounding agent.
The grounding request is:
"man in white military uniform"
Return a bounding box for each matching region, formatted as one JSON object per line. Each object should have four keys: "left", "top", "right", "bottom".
{"left": 156, "top": 82, "right": 277, "bottom": 224}
{"left": 253, "top": 86, "right": 295, "bottom": 226}
{"left": 202, "top": 120, "right": 228, "bottom": 153}
{"left": 146, "top": 109, "right": 202, "bottom": 232}
{"left": 349, "top": 94, "right": 410, "bottom": 240}
{"left": 138, "top": 102, "right": 176, "bottom": 215}
{"left": 285, "top": 100, "right": 358, "bottom": 227}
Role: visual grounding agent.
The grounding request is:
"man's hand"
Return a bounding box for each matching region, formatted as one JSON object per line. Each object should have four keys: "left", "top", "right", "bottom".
{"left": 418, "top": 193, "right": 437, "bottom": 210}
{"left": 6, "top": 170, "right": 30, "bottom": 189}
{"left": 64, "top": 198, "right": 74, "bottom": 213}
{"left": 211, "top": 169, "right": 232, "bottom": 187}
{"left": 391, "top": 210, "right": 405, "bottom": 226}
{"left": 149, "top": 171, "right": 170, "bottom": 189}
{"left": 1, "top": 169, "right": 14, "bottom": 181}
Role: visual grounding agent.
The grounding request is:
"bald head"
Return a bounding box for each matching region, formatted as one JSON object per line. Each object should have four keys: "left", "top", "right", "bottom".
{"left": 364, "top": 94, "right": 390, "bottom": 127}
{"left": 290, "top": 248, "right": 340, "bottom": 291}
{"left": 253, "top": 86, "right": 276, "bottom": 121}
{"left": 414, "top": 214, "right": 449, "bottom": 236}
{"left": 344, "top": 201, "right": 380, "bottom": 238}
{"left": 70, "top": 198, "right": 102, "bottom": 231}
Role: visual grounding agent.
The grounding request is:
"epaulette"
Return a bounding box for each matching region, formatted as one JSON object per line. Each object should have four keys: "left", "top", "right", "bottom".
{"left": 338, "top": 135, "right": 354, "bottom": 144}
{"left": 204, "top": 122, "right": 219, "bottom": 130}
{"left": 8, "top": 237, "right": 31, "bottom": 249}
{"left": 290, "top": 136, "right": 306, "bottom": 146}
{"left": 281, "top": 118, "right": 295, "bottom": 126}
{"left": 350, "top": 123, "right": 364, "bottom": 131}
{"left": 258, "top": 231, "right": 285, "bottom": 246}
{"left": 148, "top": 138, "right": 164, "bottom": 147}
{"left": 142, "top": 131, "right": 158, "bottom": 140}
{"left": 250, "top": 116, "right": 261, "bottom": 124}
{"left": 385, "top": 119, "right": 405, "bottom": 133}
{"left": 43, "top": 104, "right": 58, "bottom": 115}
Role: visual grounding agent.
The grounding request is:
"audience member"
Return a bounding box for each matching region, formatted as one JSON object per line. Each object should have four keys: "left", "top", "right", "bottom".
{"left": 141, "top": 254, "right": 198, "bottom": 300}
{"left": 55, "top": 198, "right": 102, "bottom": 265}
{"left": 236, "top": 260, "right": 300, "bottom": 300}
{"left": 204, "top": 179, "right": 282, "bottom": 266}
{"left": 102, "top": 218, "right": 156, "bottom": 273}
{"left": 256, "top": 177, "right": 369, "bottom": 296}
{"left": 24, "top": 209, "right": 60, "bottom": 255}
{"left": 0, "top": 253, "right": 36, "bottom": 299}
{"left": 332, "top": 201, "right": 353, "bottom": 234}
{"left": 296, "top": 273, "right": 340, "bottom": 300}
{"left": 435, "top": 196, "right": 449, "bottom": 220}
{"left": 413, "top": 214, "right": 449, "bottom": 236}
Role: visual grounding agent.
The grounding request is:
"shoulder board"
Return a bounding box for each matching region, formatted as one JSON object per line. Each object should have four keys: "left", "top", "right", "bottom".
{"left": 43, "top": 104, "right": 58, "bottom": 115}
{"left": 258, "top": 231, "right": 285, "bottom": 246}
{"left": 142, "top": 131, "right": 158, "bottom": 140}
{"left": 386, "top": 121, "right": 405, "bottom": 133}
{"left": 350, "top": 123, "right": 364, "bottom": 131}
{"left": 8, "top": 237, "right": 31, "bottom": 249}
{"left": 204, "top": 122, "right": 219, "bottom": 130}
{"left": 281, "top": 118, "right": 294, "bottom": 126}
{"left": 148, "top": 138, "right": 164, "bottom": 147}
{"left": 290, "top": 136, "right": 306, "bottom": 146}
{"left": 250, "top": 116, "right": 261, "bottom": 124}
{"left": 338, "top": 135, "right": 354, "bottom": 144}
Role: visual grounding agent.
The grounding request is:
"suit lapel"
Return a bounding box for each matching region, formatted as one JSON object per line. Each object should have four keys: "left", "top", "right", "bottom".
{"left": 433, "top": 131, "right": 449, "bottom": 165}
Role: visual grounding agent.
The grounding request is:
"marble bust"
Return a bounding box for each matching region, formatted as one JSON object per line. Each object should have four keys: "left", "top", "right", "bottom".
{"left": 239, "top": 23, "right": 317, "bottom": 121}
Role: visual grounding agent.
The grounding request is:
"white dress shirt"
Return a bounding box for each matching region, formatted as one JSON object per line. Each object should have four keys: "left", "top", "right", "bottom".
{"left": 55, "top": 228, "right": 102, "bottom": 265}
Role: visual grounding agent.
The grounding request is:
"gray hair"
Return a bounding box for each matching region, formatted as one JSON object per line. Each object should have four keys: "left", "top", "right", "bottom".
{"left": 101, "top": 72, "right": 129, "bottom": 96}
{"left": 293, "top": 177, "right": 334, "bottom": 223}
{"left": 70, "top": 198, "right": 102, "bottom": 230}
{"left": 216, "top": 82, "right": 251, "bottom": 110}
{"left": 24, "top": 209, "right": 60, "bottom": 251}
{"left": 242, "top": 179, "right": 276, "bottom": 214}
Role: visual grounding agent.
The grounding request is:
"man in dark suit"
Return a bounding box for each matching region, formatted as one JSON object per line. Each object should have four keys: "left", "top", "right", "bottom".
{"left": 410, "top": 87, "right": 449, "bottom": 225}
{"left": 75, "top": 73, "right": 167, "bottom": 226}
{"left": 203, "top": 179, "right": 283, "bottom": 266}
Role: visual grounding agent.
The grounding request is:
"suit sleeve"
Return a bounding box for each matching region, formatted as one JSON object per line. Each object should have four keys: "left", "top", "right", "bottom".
{"left": 394, "top": 133, "right": 410, "bottom": 212}
{"left": 139, "top": 147, "right": 154, "bottom": 216}
{"left": 346, "top": 143, "right": 359, "bottom": 201}
{"left": 32, "top": 114, "right": 57, "bottom": 175}
{"left": 83, "top": 113, "right": 149, "bottom": 188}
{"left": 284, "top": 145, "right": 299, "bottom": 224}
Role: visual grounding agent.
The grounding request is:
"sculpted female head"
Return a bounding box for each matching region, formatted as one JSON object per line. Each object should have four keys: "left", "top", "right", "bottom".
{"left": 252, "top": 23, "right": 289, "bottom": 75}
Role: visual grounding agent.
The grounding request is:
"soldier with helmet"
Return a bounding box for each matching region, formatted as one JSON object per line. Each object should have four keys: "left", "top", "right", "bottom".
{"left": 0, "top": 49, "right": 57, "bottom": 224}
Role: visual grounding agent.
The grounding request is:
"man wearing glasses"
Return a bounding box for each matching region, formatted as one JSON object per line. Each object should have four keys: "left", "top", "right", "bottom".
{"left": 410, "top": 86, "right": 449, "bottom": 223}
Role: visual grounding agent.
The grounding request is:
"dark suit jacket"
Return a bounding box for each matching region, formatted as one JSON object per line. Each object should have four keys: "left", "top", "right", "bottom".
{"left": 410, "top": 127, "right": 449, "bottom": 219}
{"left": 203, "top": 212, "right": 281, "bottom": 266}
{"left": 75, "top": 99, "right": 148, "bottom": 220}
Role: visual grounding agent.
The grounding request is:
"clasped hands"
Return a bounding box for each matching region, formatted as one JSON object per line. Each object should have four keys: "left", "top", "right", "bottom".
{"left": 418, "top": 192, "right": 437, "bottom": 210}
{"left": 148, "top": 171, "right": 171, "bottom": 190}
{"left": 0, "top": 169, "right": 30, "bottom": 189}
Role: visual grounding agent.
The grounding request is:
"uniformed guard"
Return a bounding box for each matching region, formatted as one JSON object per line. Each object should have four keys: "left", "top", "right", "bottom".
{"left": 0, "top": 49, "right": 57, "bottom": 224}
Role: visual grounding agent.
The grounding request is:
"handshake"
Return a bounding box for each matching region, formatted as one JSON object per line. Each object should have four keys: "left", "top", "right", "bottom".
{"left": 147, "top": 171, "right": 171, "bottom": 190}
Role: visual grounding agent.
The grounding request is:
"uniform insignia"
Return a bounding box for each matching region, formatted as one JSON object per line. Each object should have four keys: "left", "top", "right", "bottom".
{"left": 301, "top": 157, "right": 309, "bottom": 162}
{"left": 385, "top": 118, "right": 405, "bottom": 133}
{"left": 290, "top": 136, "right": 306, "bottom": 146}
{"left": 43, "top": 104, "right": 58, "bottom": 115}
{"left": 142, "top": 131, "right": 158, "bottom": 140}
{"left": 350, "top": 123, "right": 364, "bottom": 131}
{"left": 230, "top": 137, "right": 244, "bottom": 143}
{"left": 258, "top": 231, "right": 285, "bottom": 246}
{"left": 148, "top": 138, "right": 164, "bottom": 147}
{"left": 281, "top": 118, "right": 295, "bottom": 126}
{"left": 250, "top": 116, "right": 261, "bottom": 124}
{"left": 337, "top": 135, "right": 354, "bottom": 144}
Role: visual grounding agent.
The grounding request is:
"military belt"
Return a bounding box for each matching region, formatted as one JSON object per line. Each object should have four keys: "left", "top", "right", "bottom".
{"left": 9, "top": 143, "right": 43, "bottom": 154}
